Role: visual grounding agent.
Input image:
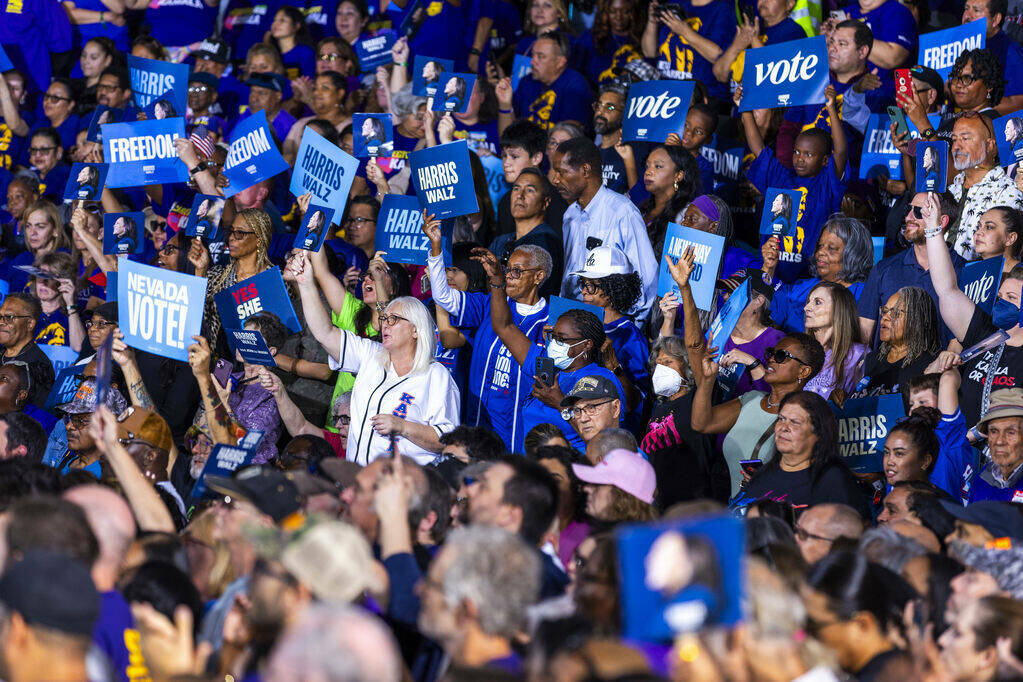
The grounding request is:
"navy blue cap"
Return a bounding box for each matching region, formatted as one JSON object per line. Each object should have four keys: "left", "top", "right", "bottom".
{"left": 245, "top": 72, "right": 287, "bottom": 93}
{"left": 189, "top": 72, "right": 220, "bottom": 90}
{"left": 941, "top": 500, "right": 1023, "bottom": 540}
{"left": 0, "top": 550, "right": 99, "bottom": 636}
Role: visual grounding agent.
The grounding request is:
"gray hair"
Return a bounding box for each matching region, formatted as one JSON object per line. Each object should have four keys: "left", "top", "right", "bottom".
{"left": 392, "top": 83, "right": 427, "bottom": 121}
{"left": 441, "top": 526, "right": 541, "bottom": 637}
{"left": 265, "top": 604, "right": 402, "bottom": 682}
{"left": 512, "top": 244, "right": 553, "bottom": 283}
{"left": 549, "top": 121, "right": 585, "bottom": 142}
{"left": 810, "top": 215, "right": 873, "bottom": 283}
{"left": 586, "top": 428, "right": 638, "bottom": 463}
{"left": 377, "top": 297, "right": 437, "bottom": 375}
{"left": 647, "top": 335, "right": 695, "bottom": 390}
{"left": 858, "top": 526, "right": 928, "bottom": 573}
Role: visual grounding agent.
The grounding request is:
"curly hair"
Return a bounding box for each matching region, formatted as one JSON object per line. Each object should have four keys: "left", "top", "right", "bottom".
{"left": 595, "top": 272, "right": 642, "bottom": 314}
{"left": 604, "top": 485, "right": 658, "bottom": 522}
{"left": 951, "top": 48, "right": 1005, "bottom": 108}
{"left": 640, "top": 145, "right": 702, "bottom": 257}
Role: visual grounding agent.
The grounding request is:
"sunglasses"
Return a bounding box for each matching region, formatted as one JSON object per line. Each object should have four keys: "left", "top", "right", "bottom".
{"left": 764, "top": 347, "right": 810, "bottom": 367}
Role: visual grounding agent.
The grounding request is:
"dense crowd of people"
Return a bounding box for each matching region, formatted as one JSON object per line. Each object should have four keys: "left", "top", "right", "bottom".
{"left": 3, "top": 0, "right": 1023, "bottom": 679}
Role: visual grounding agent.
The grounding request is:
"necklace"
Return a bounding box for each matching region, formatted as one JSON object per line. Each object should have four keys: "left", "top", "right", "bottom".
{"left": 766, "top": 393, "right": 780, "bottom": 409}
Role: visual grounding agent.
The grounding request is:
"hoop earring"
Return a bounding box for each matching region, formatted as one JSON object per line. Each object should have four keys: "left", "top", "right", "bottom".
{"left": 673, "top": 179, "right": 680, "bottom": 192}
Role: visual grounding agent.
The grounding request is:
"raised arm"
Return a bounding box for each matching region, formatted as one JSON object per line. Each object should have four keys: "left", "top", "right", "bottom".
{"left": 258, "top": 368, "right": 321, "bottom": 438}
{"left": 112, "top": 331, "right": 156, "bottom": 409}
{"left": 70, "top": 205, "right": 116, "bottom": 272}
{"left": 0, "top": 75, "right": 28, "bottom": 137}
{"left": 825, "top": 85, "right": 848, "bottom": 175}
{"left": 713, "top": 23, "right": 755, "bottom": 84}
{"left": 422, "top": 210, "right": 463, "bottom": 315}
{"left": 187, "top": 336, "right": 245, "bottom": 446}
{"left": 390, "top": 38, "right": 410, "bottom": 92}
{"left": 642, "top": 3, "right": 662, "bottom": 56}
{"left": 736, "top": 85, "right": 765, "bottom": 158}
{"left": 475, "top": 247, "right": 534, "bottom": 367}
{"left": 690, "top": 355, "right": 743, "bottom": 434}
{"left": 667, "top": 246, "right": 708, "bottom": 370}
{"left": 867, "top": 41, "right": 909, "bottom": 72}
{"left": 921, "top": 192, "right": 974, "bottom": 340}
{"left": 288, "top": 251, "right": 344, "bottom": 361}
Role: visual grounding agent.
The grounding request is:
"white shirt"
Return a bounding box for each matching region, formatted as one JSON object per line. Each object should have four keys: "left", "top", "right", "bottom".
{"left": 949, "top": 166, "right": 1023, "bottom": 260}
{"left": 328, "top": 330, "right": 460, "bottom": 465}
{"left": 561, "top": 185, "right": 658, "bottom": 320}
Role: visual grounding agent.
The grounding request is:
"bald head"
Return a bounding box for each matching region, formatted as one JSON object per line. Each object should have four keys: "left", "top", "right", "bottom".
{"left": 64, "top": 485, "right": 136, "bottom": 589}
{"left": 889, "top": 519, "right": 940, "bottom": 553}
{"left": 796, "top": 503, "right": 864, "bottom": 564}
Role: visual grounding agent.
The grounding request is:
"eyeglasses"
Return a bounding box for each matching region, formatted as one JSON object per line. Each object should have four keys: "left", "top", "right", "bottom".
{"left": 85, "top": 319, "right": 117, "bottom": 329}
{"left": 344, "top": 216, "right": 376, "bottom": 227}
{"left": 951, "top": 72, "right": 981, "bottom": 86}
{"left": 591, "top": 101, "right": 619, "bottom": 113}
{"left": 378, "top": 313, "right": 408, "bottom": 327}
{"left": 503, "top": 265, "right": 541, "bottom": 279}
{"left": 96, "top": 83, "right": 120, "bottom": 92}
{"left": 764, "top": 347, "right": 811, "bottom": 367}
{"left": 878, "top": 305, "right": 904, "bottom": 320}
{"left": 544, "top": 329, "right": 584, "bottom": 344}
{"left": 28, "top": 146, "right": 57, "bottom": 155}
{"left": 561, "top": 399, "right": 615, "bottom": 421}
{"left": 225, "top": 228, "right": 256, "bottom": 241}
{"left": 318, "top": 52, "right": 344, "bottom": 62}
{"left": 43, "top": 93, "right": 72, "bottom": 103}
{"left": 794, "top": 525, "right": 837, "bottom": 543}
{"left": 0, "top": 314, "right": 32, "bottom": 324}
{"left": 64, "top": 413, "right": 92, "bottom": 429}
{"left": 187, "top": 85, "right": 211, "bottom": 93}
{"left": 160, "top": 243, "right": 180, "bottom": 255}
{"left": 579, "top": 280, "right": 602, "bottom": 294}
{"left": 333, "top": 414, "right": 351, "bottom": 425}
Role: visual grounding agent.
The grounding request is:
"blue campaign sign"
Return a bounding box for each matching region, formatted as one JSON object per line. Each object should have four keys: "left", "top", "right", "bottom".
{"left": 374, "top": 194, "right": 452, "bottom": 266}
{"left": 63, "top": 163, "right": 108, "bottom": 201}
{"left": 0, "top": 280, "right": 7, "bottom": 306}
{"left": 920, "top": 19, "right": 985, "bottom": 80}
{"left": 706, "top": 279, "right": 748, "bottom": 355}
{"left": 94, "top": 334, "right": 113, "bottom": 406}
{"left": 833, "top": 393, "right": 905, "bottom": 473}
{"left": 118, "top": 260, "right": 207, "bottom": 362}
{"left": 103, "top": 212, "right": 146, "bottom": 255}
{"left": 225, "top": 328, "right": 277, "bottom": 366}
{"left": 860, "top": 113, "right": 904, "bottom": 181}
{"left": 960, "top": 256, "right": 1004, "bottom": 315}
{"left": 353, "top": 113, "right": 394, "bottom": 158}
{"left": 622, "top": 80, "right": 695, "bottom": 143}
{"left": 289, "top": 126, "right": 360, "bottom": 217}
{"left": 701, "top": 135, "right": 744, "bottom": 187}
{"left": 191, "top": 443, "right": 258, "bottom": 500}
{"left": 355, "top": 30, "right": 395, "bottom": 72}
{"left": 657, "top": 222, "right": 725, "bottom": 311}
{"left": 128, "top": 55, "right": 189, "bottom": 115}
{"left": 915, "top": 140, "right": 948, "bottom": 193}
{"left": 224, "top": 111, "right": 291, "bottom": 197}
{"left": 431, "top": 73, "right": 477, "bottom": 113}
{"left": 510, "top": 53, "right": 532, "bottom": 92}
{"left": 0, "top": 45, "right": 12, "bottom": 72}
{"left": 617, "top": 515, "right": 744, "bottom": 640}
{"left": 43, "top": 366, "right": 84, "bottom": 411}
{"left": 185, "top": 194, "right": 226, "bottom": 241}
{"left": 548, "top": 295, "right": 603, "bottom": 326}
{"left": 739, "top": 36, "right": 828, "bottom": 111}
{"left": 87, "top": 106, "right": 123, "bottom": 144}
{"left": 872, "top": 236, "right": 885, "bottom": 265}
{"left": 213, "top": 267, "right": 301, "bottom": 334}
{"left": 38, "top": 344, "right": 80, "bottom": 373}
{"left": 410, "top": 140, "right": 479, "bottom": 219}
{"left": 759, "top": 188, "right": 802, "bottom": 237}
{"left": 412, "top": 55, "right": 454, "bottom": 97}
{"left": 105, "top": 271, "right": 117, "bottom": 302}
{"left": 102, "top": 117, "right": 188, "bottom": 188}
{"left": 294, "top": 204, "right": 335, "bottom": 252}
{"left": 994, "top": 111, "right": 1023, "bottom": 167}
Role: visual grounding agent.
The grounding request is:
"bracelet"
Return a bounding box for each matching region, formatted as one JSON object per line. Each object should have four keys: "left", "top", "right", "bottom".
{"left": 747, "top": 359, "right": 761, "bottom": 372}
{"left": 923, "top": 225, "right": 943, "bottom": 238}
{"left": 396, "top": 61, "right": 408, "bottom": 67}
{"left": 468, "top": 47, "right": 481, "bottom": 56}
{"left": 67, "top": 305, "right": 80, "bottom": 315}
{"left": 489, "top": 280, "right": 506, "bottom": 289}
{"left": 921, "top": 128, "right": 936, "bottom": 139}
{"left": 499, "top": 108, "right": 513, "bottom": 114}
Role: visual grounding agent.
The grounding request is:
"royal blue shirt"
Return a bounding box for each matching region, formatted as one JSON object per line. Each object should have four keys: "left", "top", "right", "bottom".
{"left": 281, "top": 44, "right": 316, "bottom": 80}
{"left": 771, "top": 278, "right": 866, "bottom": 333}
{"left": 847, "top": 0, "right": 917, "bottom": 72}
{"left": 145, "top": 0, "right": 218, "bottom": 48}
{"left": 933, "top": 409, "right": 978, "bottom": 505}
{"left": 604, "top": 316, "right": 649, "bottom": 428}
{"left": 0, "top": 0, "right": 72, "bottom": 92}
{"left": 570, "top": 31, "right": 645, "bottom": 86}
{"left": 653, "top": 0, "right": 736, "bottom": 100}
{"left": 512, "top": 67, "right": 592, "bottom": 132}
{"left": 763, "top": 17, "right": 806, "bottom": 43}
{"left": 223, "top": 0, "right": 284, "bottom": 58}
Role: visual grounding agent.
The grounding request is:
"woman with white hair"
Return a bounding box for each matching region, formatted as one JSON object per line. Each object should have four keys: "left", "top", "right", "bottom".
{"left": 289, "top": 251, "right": 459, "bottom": 465}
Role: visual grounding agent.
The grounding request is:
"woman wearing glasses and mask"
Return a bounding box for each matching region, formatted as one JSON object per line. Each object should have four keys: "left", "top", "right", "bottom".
{"left": 289, "top": 250, "right": 459, "bottom": 465}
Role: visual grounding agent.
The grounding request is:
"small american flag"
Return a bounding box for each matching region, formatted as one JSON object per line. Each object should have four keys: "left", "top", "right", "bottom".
{"left": 189, "top": 124, "right": 215, "bottom": 160}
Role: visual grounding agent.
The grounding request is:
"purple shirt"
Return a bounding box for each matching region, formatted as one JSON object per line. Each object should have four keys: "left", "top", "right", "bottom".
{"left": 806, "top": 343, "right": 867, "bottom": 398}
{"left": 227, "top": 372, "right": 282, "bottom": 464}
{"left": 95, "top": 590, "right": 135, "bottom": 682}
{"left": 724, "top": 327, "right": 785, "bottom": 395}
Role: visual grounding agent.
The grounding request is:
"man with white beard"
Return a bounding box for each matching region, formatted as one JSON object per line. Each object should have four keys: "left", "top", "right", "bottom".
{"left": 947, "top": 113, "right": 1023, "bottom": 260}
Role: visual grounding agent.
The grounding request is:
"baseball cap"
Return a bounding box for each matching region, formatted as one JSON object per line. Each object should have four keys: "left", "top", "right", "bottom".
{"left": 0, "top": 550, "right": 99, "bottom": 636}
{"left": 116, "top": 406, "right": 173, "bottom": 453}
{"left": 91, "top": 301, "right": 118, "bottom": 322}
{"left": 978, "top": 389, "right": 1023, "bottom": 434}
{"left": 281, "top": 521, "right": 385, "bottom": 603}
{"left": 571, "top": 245, "right": 633, "bottom": 279}
{"left": 206, "top": 465, "right": 303, "bottom": 523}
{"left": 193, "top": 37, "right": 231, "bottom": 63}
{"left": 940, "top": 500, "right": 1023, "bottom": 540}
{"left": 599, "top": 77, "right": 630, "bottom": 98}
{"left": 571, "top": 449, "right": 656, "bottom": 504}
{"left": 950, "top": 541, "right": 1023, "bottom": 600}
{"left": 317, "top": 459, "right": 361, "bottom": 489}
{"left": 909, "top": 65, "right": 944, "bottom": 99}
{"left": 621, "top": 59, "right": 657, "bottom": 83}
{"left": 561, "top": 375, "right": 621, "bottom": 408}
{"left": 245, "top": 72, "right": 287, "bottom": 93}
{"left": 189, "top": 72, "right": 220, "bottom": 91}
{"left": 746, "top": 271, "right": 775, "bottom": 303}
{"left": 57, "top": 377, "right": 128, "bottom": 415}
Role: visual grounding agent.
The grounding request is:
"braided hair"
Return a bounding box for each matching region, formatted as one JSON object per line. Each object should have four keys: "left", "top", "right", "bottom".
{"left": 882, "top": 286, "right": 941, "bottom": 367}
{"left": 596, "top": 273, "right": 642, "bottom": 314}
{"left": 558, "top": 308, "right": 606, "bottom": 366}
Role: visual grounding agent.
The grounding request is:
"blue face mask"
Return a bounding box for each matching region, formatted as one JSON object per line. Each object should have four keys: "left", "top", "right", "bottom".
{"left": 992, "top": 297, "right": 1020, "bottom": 330}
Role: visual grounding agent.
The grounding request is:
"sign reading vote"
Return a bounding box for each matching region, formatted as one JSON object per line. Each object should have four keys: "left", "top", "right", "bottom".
{"left": 289, "top": 126, "right": 360, "bottom": 218}
{"left": 860, "top": 113, "right": 904, "bottom": 181}
{"left": 994, "top": 110, "right": 1023, "bottom": 167}
{"left": 224, "top": 111, "right": 291, "bottom": 197}
{"left": 213, "top": 267, "right": 301, "bottom": 334}
{"left": 375, "top": 194, "right": 452, "bottom": 265}
{"left": 623, "top": 80, "right": 695, "bottom": 143}
{"left": 739, "top": 36, "right": 828, "bottom": 111}
{"left": 410, "top": 140, "right": 479, "bottom": 220}
{"left": 103, "top": 118, "right": 188, "bottom": 187}
{"left": 915, "top": 140, "right": 948, "bottom": 193}
{"left": 128, "top": 55, "right": 189, "bottom": 115}
{"left": 103, "top": 212, "right": 146, "bottom": 255}
{"left": 707, "top": 279, "right": 749, "bottom": 355}
{"left": 225, "top": 328, "right": 277, "bottom": 366}
{"left": 960, "top": 256, "right": 1004, "bottom": 315}
{"left": 118, "top": 260, "right": 207, "bottom": 362}
{"left": 355, "top": 30, "right": 396, "bottom": 72}
{"left": 920, "top": 19, "right": 985, "bottom": 80}
{"left": 657, "top": 222, "right": 725, "bottom": 311}
{"left": 833, "top": 394, "right": 905, "bottom": 473}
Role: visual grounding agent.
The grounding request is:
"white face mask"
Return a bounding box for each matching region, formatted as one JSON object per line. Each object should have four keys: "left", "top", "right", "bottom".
{"left": 547, "top": 338, "right": 585, "bottom": 370}
{"left": 652, "top": 363, "right": 683, "bottom": 397}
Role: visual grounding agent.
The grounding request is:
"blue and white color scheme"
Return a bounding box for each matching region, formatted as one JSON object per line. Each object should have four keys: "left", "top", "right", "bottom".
{"left": 375, "top": 194, "right": 451, "bottom": 266}
{"left": 102, "top": 118, "right": 188, "bottom": 188}
{"left": 915, "top": 140, "right": 948, "bottom": 193}
{"left": 294, "top": 204, "right": 335, "bottom": 252}
{"left": 994, "top": 110, "right": 1023, "bottom": 167}
{"left": 707, "top": 279, "right": 749, "bottom": 355}
{"left": 657, "top": 222, "right": 725, "bottom": 311}
{"left": 739, "top": 36, "right": 828, "bottom": 111}
{"left": 410, "top": 140, "right": 479, "bottom": 220}
{"left": 214, "top": 267, "right": 302, "bottom": 334}
{"left": 185, "top": 194, "right": 226, "bottom": 240}
{"left": 353, "top": 113, "right": 394, "bottom": 158}
{"left": 412, "top": 55, "right": 454, "bottom": 97}
{"left": 920, "top": 19, "right": 985, "bottom": 80}
{"left": 758, "top": 188, "right": 802, "bottom": 237}
{"left": 224, "top": 111, "right": 291, "bottom": 197}
{"left": 63, "top": 163, "right": 109, "bottom": 201}
{"left": 128, "top": 55, "right": 189, "bottom": 114}
{"left": 833, "top": 394, "right": 905, "bottom": 472}
{"left": 960, "top": 256, "right": 1004, "bottom": 316}
{"left": 355, "top": 30, "right": 396, "bottom": 72}
{"left": 289, "top": 126, "right": 360, "bottom": 217}
{"left": 103, "top": 212, "right": 146, "bottom": 255}
{"left": 118, "top": 260, "right": 207, "bottom": 362}
{"left": 547, "top": 296, "right": 604, "bottom": 327}
{"left": 622, "top": 80, "right": 695, "bottom": 143}
{"left": 225, "top": 328, "right": 277, "bottom": 366}
{"left": 431, "top": 73, "right": 477, "bottom": 113}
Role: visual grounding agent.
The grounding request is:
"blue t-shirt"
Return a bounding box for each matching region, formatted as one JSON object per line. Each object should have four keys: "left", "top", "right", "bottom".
{"left": 38, "top": 163, "right": 71, "bottom": 203}
{"left": 281, "top": 44, "right": 316, "bottom": 80}
{"left": 771, "top": 278, "right": 866, "bottom": 333}
{"left": 223, "top": 0, "right": 285, "bottom": 59}
{"left": 604, "top": 316, "right": 649, "bottom": 428}
{"left": 145, "top": 0, "right": 218, "bottom": 48}
{"left": 488, "top": 0, "right": 523, "bottom": 55}
{"left": 0, "top": 0, "right": 72, "bottom": 92}
{"left": 933, "top": 409, "right": 978, "bottom": 505}
{"left": 387, "top": 0, "right": 469, "bottom": 67}
{"left": 653, "top": 0, "right": 736, "bottom": 100}
{"left": 68, "top": 0, "right": 129, "bottom": 50}
{"left": 512, "top": 68, "right": 592, "bottom": 131}
{"left": 520, "top": 346, "right": 625, "bottom": 452}
{"left": 570, "top": 31, "right": 645, "bottom": 86}
{"left": 987, "top": 31, "right": 1023, "bottom": 98}
{"left": 763, "top": 17, "right": 806, "bottom": 43}
{"left": 454, "top": 294, "right": 548, "bottom": 453}
{"left": 847, "top": 0, "right": 917, "bottom": 72}
{"left": 746, "top": 147, "right": 850, "bottom": 283}
{"left": 969, "top": 465, "right": 1023, "bottom": 504}
{"left": 695, "top": 152, "right": 714, "bottom": 196}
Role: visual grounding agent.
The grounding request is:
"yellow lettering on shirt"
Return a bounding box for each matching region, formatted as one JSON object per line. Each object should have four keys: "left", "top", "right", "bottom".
{"left": 782, "top": 188, "right": 809, "bottom": 254}
{"left": 426, "top": 0, "right": 442, "bottom": 16}
{"left": 123, "top": 628, "right": 152, "bottom": 681}
{"left": 802, "top": 94, "right": 845, "bottom": 133}
{"left": 528, "top": 90, "right": 557, "bottom": 130}
{"left": 6, "top": 0, "right": 23, "bottom": 14}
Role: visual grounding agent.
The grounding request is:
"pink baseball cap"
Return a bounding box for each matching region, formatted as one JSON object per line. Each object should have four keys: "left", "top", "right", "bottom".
{"left": 571, "top": 449, "right": 656, "bottom": 504}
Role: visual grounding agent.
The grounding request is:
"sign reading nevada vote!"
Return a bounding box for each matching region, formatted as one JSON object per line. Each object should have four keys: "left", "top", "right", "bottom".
{"left": 289, "top": 126, "right": 360, "bottom": 217}
{"left": 223, "top": 111, "right": 291, "bottom": 197}
{"left": 739, "top": 36, "right": 828, "bottom": 111}
{"left": 103, "top": 118, "right": 188, "bottom": 187}
{"left": 409, "top": 140, "right": 479, "bottom": 220}
{"left": 920, "top": 19, "right": 985, "bottom": 80}
{"left": 128, "top": 55, "right": 189, "bottom": 115}
{"left": 622, "top": 80, "right": 695, "bottom": 143}
{"left": 118, "top": 260, "right": 207, "bottom": 362}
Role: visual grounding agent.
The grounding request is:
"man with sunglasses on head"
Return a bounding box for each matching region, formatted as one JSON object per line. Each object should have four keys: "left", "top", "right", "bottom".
{"left": 858, "top": 191, "right": 965, "bottom": 343}
{"left": 0, "top": 293, "right": 54, "bottom": 409}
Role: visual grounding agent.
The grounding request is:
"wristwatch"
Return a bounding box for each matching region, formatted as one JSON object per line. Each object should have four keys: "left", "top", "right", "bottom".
{"left": 747, "top": 359, "right": 762, "bottom": 372}
{"left": 921, "top": 128, "right": 936, "bottom": 140}
{"left": 189, "top": 161, "right": 210, "bottom": 177}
